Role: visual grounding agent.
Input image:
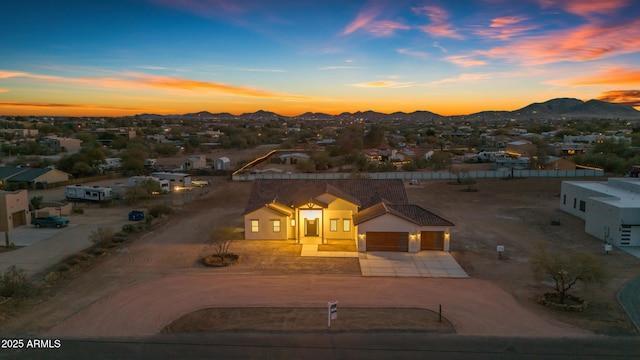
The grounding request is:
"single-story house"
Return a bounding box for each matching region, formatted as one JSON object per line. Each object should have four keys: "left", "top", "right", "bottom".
{"left": 243, "top": 179, "right": 454, "bottom": 252}
{"left": 0, "top": 189, "right": 30, "bottom": 231}
{"left": 560, "top": 178, "right": 640, "bottom": 247}
{"left": 0, "top": 167, "right": 71, "bottom": 189}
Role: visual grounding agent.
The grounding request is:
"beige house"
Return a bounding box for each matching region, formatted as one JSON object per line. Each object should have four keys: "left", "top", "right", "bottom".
{"left": 0, "top": 190, "right": 30, "bottom": 231}
{"left": 243, "top": 179, "right": 453, "bottom": 253}
{"left": 40, "top": 136, "right": 82, "bottom": 153}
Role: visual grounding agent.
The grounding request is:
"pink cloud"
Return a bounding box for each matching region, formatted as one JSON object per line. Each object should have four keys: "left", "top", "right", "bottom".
{"left": 342, "top": 4, "right": 382, "bottom": 35}
{"left": 479, "top": 19, "right": 640, "bottom": 65}
{"left": 490, "top": 16, "right": 527, "bottom": 28}
{"left": 367, "top": 20, "right": 411, "bottom": 37}
{"left": 413, "top": 5, "right": 463, "bottom": 39}
{"left": 539, "top": 0, "right": 628, "bottom": 18}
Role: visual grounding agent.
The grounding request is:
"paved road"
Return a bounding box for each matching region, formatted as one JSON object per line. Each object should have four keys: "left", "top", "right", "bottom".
{"left": 3, "top": 334, "right": 639, "bottom": 360}
{"left": 617, "top": 276, "right": 640, "bottom": 332}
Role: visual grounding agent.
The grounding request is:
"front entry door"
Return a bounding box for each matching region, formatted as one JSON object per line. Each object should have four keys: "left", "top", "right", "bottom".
{"left": 305, "top": 218, "right": 319, "bottom": 236}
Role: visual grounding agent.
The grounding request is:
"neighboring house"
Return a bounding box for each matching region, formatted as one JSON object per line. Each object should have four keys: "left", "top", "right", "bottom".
{"left": 40, "top": 136, "right": 82, "bottom": 153}
{"left": 243, "top": 179, "right": 454, "bottom": 253}
{"left": 0, "top": 190, "right": 30, "bottom": 231}
{"left": 560, "top": 178, "right": 640, "bottom": 247}
{"left": 506, "top": 140, "right": 536, "bottom": 158}
{"left": 0, "top": 167, "right": 71, "bottom": 189}
{"left": 181, "top": 155, "right": 208, "bottom": 171}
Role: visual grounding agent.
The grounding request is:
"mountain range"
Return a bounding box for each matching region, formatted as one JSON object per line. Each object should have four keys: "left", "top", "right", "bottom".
{"left": 137, "top": 98, "right": 640, "bottom": 121}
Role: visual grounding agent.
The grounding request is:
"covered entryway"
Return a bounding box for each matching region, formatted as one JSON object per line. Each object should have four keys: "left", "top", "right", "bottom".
{"left": 366, "top": 232, "right": 408, "bottom": 252}
{"left": 305, "top": 218, "right": 319, "bottom": 236}
{"left": 421, "top": 231, "right": 444, "bottom": 250}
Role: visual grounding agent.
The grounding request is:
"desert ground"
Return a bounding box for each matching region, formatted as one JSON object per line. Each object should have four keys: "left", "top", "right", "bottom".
{"left": 1, "top": 174, "right": 639, "bottom": 337}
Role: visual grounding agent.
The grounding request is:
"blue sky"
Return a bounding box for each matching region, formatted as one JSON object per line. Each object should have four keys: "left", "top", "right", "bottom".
{"left": 1, "top": 0, "right": 639, "bottom": 116}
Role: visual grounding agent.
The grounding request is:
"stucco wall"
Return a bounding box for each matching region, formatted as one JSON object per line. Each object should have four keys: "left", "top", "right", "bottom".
{"left": 244, "top": 207, "right": 289, "bottom": 240}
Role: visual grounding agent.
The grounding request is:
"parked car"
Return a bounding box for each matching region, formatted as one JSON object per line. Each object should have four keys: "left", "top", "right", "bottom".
{"left": 128, "top": 210, "right": 145, "bottom": 221}
{"left": 31, "top": 215, "right": 70, "bottom": 228}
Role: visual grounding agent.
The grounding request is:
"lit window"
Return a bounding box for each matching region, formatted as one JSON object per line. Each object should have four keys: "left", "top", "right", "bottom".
{"left": 343, "top": 219, "right": 351, "bottom": 232}
{"left": 330, "top": 219, "right": 338, "bottom": 232}
{"left": 251, "top": 220, "right": 259, "bottom": 233}
{"left": 272, "top": 220, "right": 281, "bottom": 233}
{"left": 290, "top": 219, "right": 296, "bottom": 227}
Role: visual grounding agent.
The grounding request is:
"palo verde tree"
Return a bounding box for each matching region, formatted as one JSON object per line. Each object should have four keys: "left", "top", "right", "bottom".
{"left": 530, "top": 242, "right": 606, "bottom": 304}
{"left": 207, "top": 226, "right": 242, "bottom": 257}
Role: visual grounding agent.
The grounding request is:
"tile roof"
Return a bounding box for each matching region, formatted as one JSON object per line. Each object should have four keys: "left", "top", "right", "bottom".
{"left": 353, "top": 202, "right": 454, "bottom": 227}
{"left": 0, "top": 167, "right": 26, "bottom": 180}
{"left": 244, "top": 179, "right": 408, "bottom": 214}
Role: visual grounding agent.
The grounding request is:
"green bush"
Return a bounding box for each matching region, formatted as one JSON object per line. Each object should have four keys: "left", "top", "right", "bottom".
{"left": 0, "top": 265, "right": 28, "bottom": 298}
{"left": 148, "top": 204, "right": 174, "bottom": 218}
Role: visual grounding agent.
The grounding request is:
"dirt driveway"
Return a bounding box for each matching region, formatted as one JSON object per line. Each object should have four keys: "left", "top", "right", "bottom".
{"left": 1, "top": 177, "right": 638, "bottom": 337}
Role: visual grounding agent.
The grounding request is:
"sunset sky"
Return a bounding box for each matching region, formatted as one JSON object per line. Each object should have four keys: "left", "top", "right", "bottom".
{"left": 1, "top": 0, "right": 639, "bottom": 117}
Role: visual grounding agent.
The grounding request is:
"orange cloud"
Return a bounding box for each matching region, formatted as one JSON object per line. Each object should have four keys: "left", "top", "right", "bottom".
{"left": 474, "top": 16, "right": 537, "bottom": 40}
{"left": 130, "top": 73, "right": 309, "bottom": 99}
{"left": 539, "top": 0, "right": 628, "bottom": 18}
{"left": 351, "top": 81, "right": 413, "bottom": 88}
{"left": 479, "top": 19, "right": 640, "bottom": 65}
{"left": 597, "top": 90, "right": 640, "bottom": 107}
{"left": 413, "top": 5, "right": 463, "bottom": 39}
{"left": 429, "top": 73, "right": 491, "bottom": 85}
{"left": 445, "top": 55, "right": 487, "bottom": 67}
{"left": 0, "top": 70, "right": 310, "bottom": 100}
{"left": 490, "top": 16, "right": 526, "bottom": 28}
{"left": 557, "top": 67, "right": 640, "bottom": 86}
{"left": 0, "top": 101, "right": 143, "bottom": 111}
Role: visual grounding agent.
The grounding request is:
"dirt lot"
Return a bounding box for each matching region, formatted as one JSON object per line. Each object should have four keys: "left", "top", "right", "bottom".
{"left": 406, "top": 178, "right": 640, "bottom": 335}
{"left": 1, "top": 176, "right": 639, "bottom": 336}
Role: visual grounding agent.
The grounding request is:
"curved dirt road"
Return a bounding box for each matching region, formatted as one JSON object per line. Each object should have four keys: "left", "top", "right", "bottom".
{"left": 47, "top": 274, "right": 590, "bottom": 338}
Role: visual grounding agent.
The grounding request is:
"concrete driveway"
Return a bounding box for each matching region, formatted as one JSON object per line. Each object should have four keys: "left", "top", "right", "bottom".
{"left": 300, "top": 245, "right": 468, "bottom": 278}
{"left": 359, "top": 251, "right": 468, "bottom": 278}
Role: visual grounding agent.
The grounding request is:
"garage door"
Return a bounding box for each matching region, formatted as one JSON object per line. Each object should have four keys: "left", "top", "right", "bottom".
{"left": 366, "top": 232, "right": 409, "bottom": 252}
{"left": 11, "top": 210, "right": 26, "bottom": 228}
{"left": 421, "top": 231, "right": 444, "bottom": 250}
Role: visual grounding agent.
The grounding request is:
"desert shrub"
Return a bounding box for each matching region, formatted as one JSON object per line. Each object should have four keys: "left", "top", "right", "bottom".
{"left": 122, "top": 224, "right": 137, "bottom": 233}
{"left": 91, "top": 247, "right": 107, "bottom": 256}
{"left": 58, "top": 263, "right": 72, "bottom": 272}
{"left": 89, "top": 227, "right": 115, "bottom": 246}
{"left": 0, "top": 265, "right": 28, "bottom": 297}
{"left": 44, "top": 271, "right": 62, "bottom": 284}
{"left": 148, "top": 204, "right": 173, "bottom": 218}
{"left": 145, "top": 214, "right": 154, "bottom": 225}
{"left": 73, "top": 207, "right": 84, "bottom": 214}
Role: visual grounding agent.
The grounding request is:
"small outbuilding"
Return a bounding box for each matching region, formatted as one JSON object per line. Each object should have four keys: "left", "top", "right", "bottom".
{"left": 215, "top": 156, "right": 230, "bottom": 171}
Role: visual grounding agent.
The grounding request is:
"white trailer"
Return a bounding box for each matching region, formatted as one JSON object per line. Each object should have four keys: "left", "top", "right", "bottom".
{"left": 150, "top": 171, "right": 192, "bottom": 190}
{"left": 127, "top": 176, "right": 170, "bottom": 193}
{"left": 65, "top": 185, "right": 112, "bottom": 201}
